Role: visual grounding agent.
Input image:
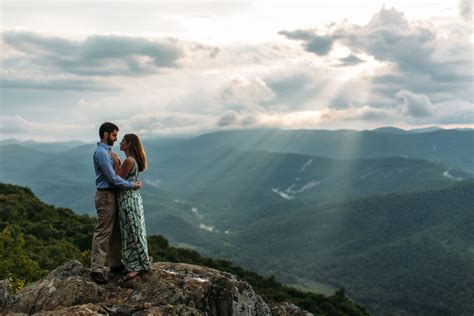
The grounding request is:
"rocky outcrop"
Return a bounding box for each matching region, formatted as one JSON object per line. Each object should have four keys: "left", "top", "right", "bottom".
{"left": 2, "top": 260, "right": 312, "bottom": 315}
{"left": 270, "top": 302, "right": 313, "bottom": 316}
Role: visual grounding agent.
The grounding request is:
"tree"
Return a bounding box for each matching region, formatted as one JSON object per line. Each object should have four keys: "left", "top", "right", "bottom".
{"left": 0, "top": 226, "right": 46, "bottom": 282}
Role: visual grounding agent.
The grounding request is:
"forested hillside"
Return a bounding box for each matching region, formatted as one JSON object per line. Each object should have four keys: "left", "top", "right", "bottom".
{"left": 228, "top": 180, "right": 474, "bottom": 315}
{"left": 0, "top": 182, "right": 368, "bottom": 315}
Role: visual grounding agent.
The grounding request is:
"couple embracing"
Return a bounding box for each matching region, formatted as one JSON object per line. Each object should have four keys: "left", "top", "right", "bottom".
{"left": 90, "top": 122, "right": 151, "bottom": 284}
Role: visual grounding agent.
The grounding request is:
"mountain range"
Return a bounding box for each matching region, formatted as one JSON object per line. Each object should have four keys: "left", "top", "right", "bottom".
{"left": 1, "top": 127, "right": 473, "bottom": 315}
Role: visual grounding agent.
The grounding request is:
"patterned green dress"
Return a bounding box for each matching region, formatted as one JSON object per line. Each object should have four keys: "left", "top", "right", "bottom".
{"left": 117, "top": 160, "right": 151, "bottom": 272}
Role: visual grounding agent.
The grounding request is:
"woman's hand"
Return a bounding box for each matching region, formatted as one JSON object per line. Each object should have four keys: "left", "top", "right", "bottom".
{"left": 111, "top": 152, "right": 121, "bottom": 172}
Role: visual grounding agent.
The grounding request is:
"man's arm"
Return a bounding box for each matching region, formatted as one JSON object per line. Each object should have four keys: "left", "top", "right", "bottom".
{"left": 96, "top": 150, "right": 136, "bottom": 189}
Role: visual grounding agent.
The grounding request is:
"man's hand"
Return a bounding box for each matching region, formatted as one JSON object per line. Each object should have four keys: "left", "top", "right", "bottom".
{"left": 133, "top": 180, "right": 141, "bottom": 190}
{"left": 111, "top": 152, "right": 121, "bottom": 166}
{"left": 110, "top": 152, "right": 121, "bottom": 172}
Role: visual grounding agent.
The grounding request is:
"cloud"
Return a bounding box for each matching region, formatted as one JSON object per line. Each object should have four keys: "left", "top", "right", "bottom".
{"left": 0, "top": 115, "right": 32, "bottom": 134}
{"left": 430, "top": 99, "right": 474, "bottom": 125}
{"left": 372, "top": 72, "right": 472, "bottom": 104}
{"left": 365, "top": 6, "right": 411, "bottom": 30}
{"left": 319, "top": 92, "right": 473, "bottom": 126}
{"left": 263, "top": 62, "right": 380, "bottom": 111}
{"left": 0, "top": 114, "right": 95, "bottom": 141}
{"left": 278, "top": 6, "right": 472, "bottom": 127}
{"left": 337, "top": 54, "right": 365, "bottom": 66}
{"left": 0, "top": 77, "right": 116, "bottom": 91}
{"left": 356, "top": 106, "right": 394, "bottom": 121}
{"left": 319, "top": 106, "right": 396, "bottom": 122}
{"left": 214, "top": 110, "right": 323, "bottom": 129}
{"left": 1, "top": 6, "right": 472, "bottom": 142}
{"left": 116, "top": 111, "right": 216, "bottom": 136}
{"left": 396, "top": 90, "right": 433, "bottom": 118}
{"left": 264, "top": 71, "right": 316, "bottom": 107}
{"left": 215, "top": 110, "right": 259, "bottom": 127}
{"left": 280, "top": 7, "right": 472, "bottom": 87}
{"left": 217, "top": 111, "right": 239, "bottom": 126}
{"left": 279, "top": 30, "right": 336, "bottom": 55}
{"left": 3, "top": 31, "right": 184, "bottom": 76}
{"left": 459, "top": 0, "right": 473, "bottom": 21}
{"left": 220, "top": 75, "right": 275, "bottom": 111}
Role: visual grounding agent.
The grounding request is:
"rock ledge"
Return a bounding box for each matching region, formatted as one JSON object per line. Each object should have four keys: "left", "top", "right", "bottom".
{"left": 2, "top": 260, "right": 312, "bottom": 315}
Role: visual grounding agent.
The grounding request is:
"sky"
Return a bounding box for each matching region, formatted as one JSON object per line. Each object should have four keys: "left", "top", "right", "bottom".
{"left": 0, "top": 0, "right": 473, "bottom": 141}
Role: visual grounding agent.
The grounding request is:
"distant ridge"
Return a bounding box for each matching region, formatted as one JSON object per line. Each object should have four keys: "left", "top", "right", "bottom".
{"left": 372, "top": 127, "right": 408, "bottom": 134}
{"left": 372, "top": 126, "right": 446, "bottom": 134}
{"left": 408, "top": 126, "right": 445, "bottom": 133}
{"left": 0, "top": 138, "right": 21, "bottom": 145}
{"left": 0, "top": 139, "right": 86, "bottom": 153}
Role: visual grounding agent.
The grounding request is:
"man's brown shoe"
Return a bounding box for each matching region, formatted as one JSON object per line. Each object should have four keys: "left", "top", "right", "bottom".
{"left": 110, "top": 265, "right": 125, "bottom": 275}
{"left": 110, "top": 264, "right": 125, "bottom": 275}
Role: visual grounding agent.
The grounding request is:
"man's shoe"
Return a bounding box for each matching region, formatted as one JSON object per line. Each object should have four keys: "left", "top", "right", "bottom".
{"left": 90, "top": 272, "right": 108, "bottom": 284}
{"left": 110, "top": 264, "right": 125, "bottom": 275}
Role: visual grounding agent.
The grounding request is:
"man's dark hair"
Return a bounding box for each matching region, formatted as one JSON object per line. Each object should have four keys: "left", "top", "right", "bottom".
{"left": 99, "top": 122, "right": 119, "bottom": 139}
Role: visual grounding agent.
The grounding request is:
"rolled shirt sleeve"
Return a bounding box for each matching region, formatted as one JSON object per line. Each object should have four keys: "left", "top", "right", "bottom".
{"left": 96, "top": 150, "right": 135, "bottom": 189}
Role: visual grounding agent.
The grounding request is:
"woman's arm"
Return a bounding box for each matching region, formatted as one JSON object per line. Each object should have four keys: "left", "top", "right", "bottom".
{"left": 117, "top": 157, "right": 135, "bottom": 178}
{"left": 95, "top": 151, "right": 135, "bottom": 189}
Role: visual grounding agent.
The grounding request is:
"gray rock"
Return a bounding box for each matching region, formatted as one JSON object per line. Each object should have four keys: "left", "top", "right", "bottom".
{"left": 270, "top": 302, "right": 314, "bottom": 316}
{"left": 4, "top": 260, "right": 275, "bottom": 315}
{"left": 49, "top": 259, "right": 89, "bottom": 279}
{"left": 0, "top": 279, "right": 9, "bottom": 310}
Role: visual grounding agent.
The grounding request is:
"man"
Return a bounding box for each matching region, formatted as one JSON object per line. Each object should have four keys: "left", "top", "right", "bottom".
{"left": 90, "top": 122, "right": 141, "bottom": 284}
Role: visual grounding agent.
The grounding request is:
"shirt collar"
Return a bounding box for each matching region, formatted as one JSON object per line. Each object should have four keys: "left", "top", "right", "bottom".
{"left": 97, "top": 142, "right": 112, "bottom": 151}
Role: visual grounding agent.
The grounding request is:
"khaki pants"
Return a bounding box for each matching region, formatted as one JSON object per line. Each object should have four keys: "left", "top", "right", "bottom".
{"left": 90, "top": 190, "right": 122, "bottom": 273}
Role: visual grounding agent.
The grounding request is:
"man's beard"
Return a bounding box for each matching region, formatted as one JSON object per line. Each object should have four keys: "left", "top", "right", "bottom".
{"left": 106, "top": 137, "right": 115, "bottom": 146}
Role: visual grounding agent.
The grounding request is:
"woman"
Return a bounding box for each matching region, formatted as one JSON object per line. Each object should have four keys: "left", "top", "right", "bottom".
{"left": 114, "top": 133, "right": 151, "bottom": 280}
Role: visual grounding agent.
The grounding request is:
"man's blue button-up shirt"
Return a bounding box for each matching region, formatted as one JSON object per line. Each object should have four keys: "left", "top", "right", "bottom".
{"left": 93, "top": 142, "right": 134, "bottom": 189}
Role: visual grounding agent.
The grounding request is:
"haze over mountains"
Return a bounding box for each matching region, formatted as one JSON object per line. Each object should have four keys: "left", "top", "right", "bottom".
{"left": 1, "top": 127, "right": 473, "bottom": 315}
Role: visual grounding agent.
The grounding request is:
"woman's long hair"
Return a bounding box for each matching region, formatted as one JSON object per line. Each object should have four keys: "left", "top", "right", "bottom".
{"left": 123, "top": 134, "right": 147, "bottom": 172}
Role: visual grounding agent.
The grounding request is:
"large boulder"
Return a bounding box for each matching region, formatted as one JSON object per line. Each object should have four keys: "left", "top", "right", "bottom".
{"left": 4, "top": 260, "right": 287, "bottom": 315}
